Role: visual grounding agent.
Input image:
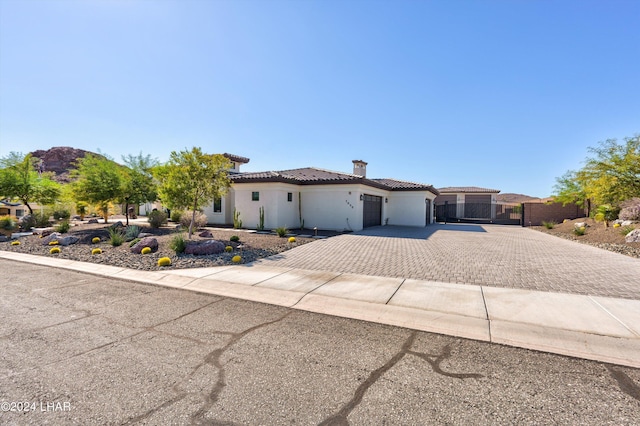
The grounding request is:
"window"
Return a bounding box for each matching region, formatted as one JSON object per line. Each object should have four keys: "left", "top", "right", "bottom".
{"left": 230, "top": 162, "right": 236, "bottom": 170}
{"left": 15, "top": 209, "right": 24, "bottom": 217}
{"left": 287, "top": 192, "right": 293, "bottom": 202}
{"left": 213, "top": 197, "right": 222, "bottom": 213}
{"left": 252, "top": 192, "right": 260, "bottom": 201}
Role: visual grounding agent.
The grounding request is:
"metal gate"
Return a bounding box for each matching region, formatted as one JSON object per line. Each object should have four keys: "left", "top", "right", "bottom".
{"left": 435, "top": 202, "right": 522, "bottom": 225}
{"left": 363, "top": 194, "right": 382, "bottom": 228}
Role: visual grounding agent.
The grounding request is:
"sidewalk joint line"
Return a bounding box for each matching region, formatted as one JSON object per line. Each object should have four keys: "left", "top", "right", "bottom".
{"left": 480, "top": 286, "right": 492, "bottom": 342}
{"left": 588, "top": 296, "right": 640, "bottom": 338}
{"left": 289, "top": 272, "right": 343, "bottom": 308}
{"left": 385, "top": 278, "right": 406, "bottom": 305}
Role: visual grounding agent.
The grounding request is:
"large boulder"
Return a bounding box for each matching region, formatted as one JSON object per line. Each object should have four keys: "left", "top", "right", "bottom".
{"left": 41, "top": 232, "right": 78, "bottom": 246}
{"left": 199, "top": 230, "right": 213, "bottom": 238}
{"left": 184, "top": 240, "right": 225, "bottom": 255}
{"left": 41, "top": 232, "right": 62, "bottom": 245}
{"left": 130, "top": 237, "right": 159, "bottom": 254}
{"left": 625, "top": 229, "right": 640, "bottom": 243}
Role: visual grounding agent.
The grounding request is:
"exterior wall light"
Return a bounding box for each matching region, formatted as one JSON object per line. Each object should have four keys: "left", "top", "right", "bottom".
{"left": 385, "top": 198, "right": 388, "bottom": 203}
{"left": 360, "top": 194, "right": 363, "bottom": 201}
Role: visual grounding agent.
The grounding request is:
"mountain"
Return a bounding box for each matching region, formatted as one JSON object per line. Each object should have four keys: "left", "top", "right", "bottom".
{"left": 30, "top": 147, "right": 103, "bottom": 183}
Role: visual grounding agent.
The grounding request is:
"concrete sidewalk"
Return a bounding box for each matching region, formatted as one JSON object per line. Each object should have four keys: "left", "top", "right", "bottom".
{"left": 1, "top": 250, "right": 639, "bottom": 368}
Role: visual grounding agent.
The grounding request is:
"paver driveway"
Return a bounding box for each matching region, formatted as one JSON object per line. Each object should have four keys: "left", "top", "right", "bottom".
{"left": 254, "top": 224, "right": 640, "bottom": 299}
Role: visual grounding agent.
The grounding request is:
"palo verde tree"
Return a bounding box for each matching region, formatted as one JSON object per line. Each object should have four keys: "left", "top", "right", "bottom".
{"left": 553, "top": 134, "right": 640, "bottom": 212}
{"left": 0, "top": 152, "right": 61, "bottom": 215}
{"left": 120, "top": 153, "right": 159, "bottom": 226}
{"left": 70, "top": 153, "right": 123, "bottom": 223}
{"left": 154, "top": 147, "right": 231, "bottom": 239}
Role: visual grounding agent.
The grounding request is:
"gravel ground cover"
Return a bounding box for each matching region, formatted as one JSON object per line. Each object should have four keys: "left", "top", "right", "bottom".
{"left": 0, "top": 217, "right": 320, "bottom": 271}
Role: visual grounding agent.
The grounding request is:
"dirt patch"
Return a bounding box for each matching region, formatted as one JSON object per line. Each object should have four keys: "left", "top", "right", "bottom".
{"left": 533, "top": 217, "right": 640, "bottom": 258}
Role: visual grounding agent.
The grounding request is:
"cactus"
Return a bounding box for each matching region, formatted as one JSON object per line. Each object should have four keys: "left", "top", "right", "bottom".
{"left": 157, "top": 257, "right": 172, "bottom": 267}
{"left": 141, "top": 247, "right": 152, "bottom": 255}
{"left": 233, "top": 208, "right": 242, "bottom": 229}
{"left": 257, "top": 206, "right": 265, "bottom": 230}
{"left": 232, "top": 255, "right": 242, "bottom": 263}
{"left": 92, "top": 248, "right": 102, "bottom": 255}
{"left": 50, "top": 247, "right": 61, "bottom": 254}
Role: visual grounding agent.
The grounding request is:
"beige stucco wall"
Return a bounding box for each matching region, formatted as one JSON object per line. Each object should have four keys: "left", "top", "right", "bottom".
{"left": 387, "top": 191, "right": 437, "bottom": 226}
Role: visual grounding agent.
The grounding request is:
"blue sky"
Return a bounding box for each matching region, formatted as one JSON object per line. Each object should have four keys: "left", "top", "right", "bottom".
{"left": 1, "top": 0, "right": 638, "bottom": 198}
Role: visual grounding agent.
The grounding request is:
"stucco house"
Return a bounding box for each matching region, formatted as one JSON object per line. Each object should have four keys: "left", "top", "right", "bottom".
{"left": 434, "top": 186, "right": 501, "bottom": 221}
{"left": 0, "top": 200, "right": 29, "bottom": 218}
{"left": 201, "top": 156, "right": 439, "bottom": 232}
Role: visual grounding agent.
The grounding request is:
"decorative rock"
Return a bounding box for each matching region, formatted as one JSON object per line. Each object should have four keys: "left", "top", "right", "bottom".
{"left": 58, "top": 236, "right": 80, "bottom": 246}
{"left": 184, "top": 240, "right": 225, "bottom": 255}
{"left": 130, "top": 237, "right": 159, "bottom": 254}
{"left": 109, "top": 221, "right": 124, "bottom": 230}
{"left": 138, "top": 233, "right": 153, "bottom": 238}
{"left": 88, "top": 219, "right": 99, "bottom": 224}
{"left": 574, "top": 222, "right": 587, "bottom": 229}
{"left": 625, "top": 229, "right": 640, "bottom": 243}
{"left": 41, "top": 232, "right": 62, "bottom": 245}
{"left": 41, "top": 229, "right": 53, "bottom": 237}
{"left": 0, "top": 235, "right": 9, "bottom": 243}
{"left": 199, "top": 230, "right": 213, "bottom": 238}
{"left": 622, "top": 220, "right": 635, "bottom": 226}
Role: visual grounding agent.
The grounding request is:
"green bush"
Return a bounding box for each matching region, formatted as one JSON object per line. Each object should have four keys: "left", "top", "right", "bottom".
{"left": 125, "top": 225, "right": 142, "bottom": 241}
{"left": 55, "top": 220, "right": 70, "bottom": 234}
{"left": 619, "top": 225, "right": 635, "bottom": 236}
{"left": 52, "top": 209, "right": 71, "bottom": 221}
{"left": 275, "top": 226, "right": 288, "bottom": 237}
{"left": 573, "top": 226, "right": 586, "bottom": 236}
{"left": 230, "top": 235, "right": 240, "bottom": 242}
{"left": 542, "top": 221, "right": 556, "bottom": 229}
{"left": 0, "top": 216, "right": 17, "bottom": 231}
{"left": 169, "top": 233, "right": 187, "bottom": 254}
{"left": 108, "top": 227, "right": 125, "bottom": 246}
{"left": 170, "top": 210, "right": 183, "bottom": 223}
{"left": 148, "top": 210, "right": 168, "bottom": 228}
{"left": 233, "top": 208, "right": 242, "bottom": 229}
{"left": 19, "top": 215, "right": 36, "bottom": 231}
{"left": 33, "top": 211, "right": 52, "bottom": 227}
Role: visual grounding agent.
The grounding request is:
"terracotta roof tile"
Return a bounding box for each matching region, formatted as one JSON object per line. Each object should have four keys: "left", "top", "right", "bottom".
{"left": 223, "top": 153, "right": 250, "bottom": 164}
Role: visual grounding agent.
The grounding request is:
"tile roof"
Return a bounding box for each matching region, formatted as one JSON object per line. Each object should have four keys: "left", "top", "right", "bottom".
{"left": 437, "top": 186, "right": 500, "bottom": 194}
{"left": 232, "top": 167, "right": 439, "bottom": 194}
{"left": 223, "top": 153, "right": 250, "bottom": 164}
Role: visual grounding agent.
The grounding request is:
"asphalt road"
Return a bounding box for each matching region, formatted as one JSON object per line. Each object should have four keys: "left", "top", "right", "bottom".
{"left": 1, "top": 258, "right": 639, "bottom": 425}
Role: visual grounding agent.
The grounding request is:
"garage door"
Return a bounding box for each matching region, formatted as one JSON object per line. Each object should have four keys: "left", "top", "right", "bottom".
{"left": 363, "top": 194, "right": 382, "bottom": 228}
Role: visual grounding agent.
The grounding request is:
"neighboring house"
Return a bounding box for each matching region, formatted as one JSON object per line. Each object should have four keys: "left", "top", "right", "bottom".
{"left": 0, "top": 200, "right": 28, "bottom": 218}
{"left": 434, "top": 186, "right": 501, "bottom": 221}
{"left": 201, "top": 157, "right": 439, "bottom": 232}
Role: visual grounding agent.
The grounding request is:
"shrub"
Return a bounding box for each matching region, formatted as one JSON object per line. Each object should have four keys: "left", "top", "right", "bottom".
{"left": 55, "top": 220, "right": 70, "bottom": 234}
{"left": 108, "top": 227, "right": 125, "bottom": 247}
{"left": 33, "top": 211, "right": 52, "bottom": 227}
{"left": 232, "top": 255, "right": 242, "bottom": 263}
{"left": 225, "top": 246, "right": 233, "bottom": 252}
{"left": 230, "top": 235, "right": 240, "bottom": 242}
{"left": 158, "top": 257, "right": 172, "bottom": 267}
{"left": 52, "top": 208, "right": 70, "bottom": 221}
{"left": 141, "top": 246, "right": 152, "bottom": 255}
{"left": 170, "top": 210, "right": 182, "bottom": 223}
{"left": 0, "top": 216, "right": 17, "bottom": 231}
{"left": 11, "top": 240, "right": 20, "bottom": 245}
{"left": 542, "top": 221, "right": 556, "bottom": 229}
{"left": 180, "top": 210, "right": 208, "bottom": 229}
{"left": 288, "top": 236, "right": 296, "bottom": 243}
{"left": 169, "top": 233, "right": 187, "bottom": 254}
{"left": 619, "top": 198, "right": 640, "bottom": 221}
{"left": 49, "top": 240, "right": 59, "bottom": 246}
{"left": 573, "top": 226, "right": 586, "bottom": 236}
{"left": 129, "top": 237, "right": 141, "bottom": 247}
{"left": 92, "top": 237, "right": 101, "bottom": 244}
{"left": 148, "top": 210, "right": 168, "bottom": 228}
{"left": 125, "top": 225, "right": 142, "bottom": 241}
{"left": 620, "top": 225, "right": 635, "bottom": 236}
{"left": 275, "top": 226, "right": 288, "bottom": 237}
{"left": 92, "top": 248, "right": 102, "bottom": 255}
{"left": 50, "top": 247, "right": 61, "bottom": 254}
{"left": 594, "top": 204, "right": 620, "bottom": 227}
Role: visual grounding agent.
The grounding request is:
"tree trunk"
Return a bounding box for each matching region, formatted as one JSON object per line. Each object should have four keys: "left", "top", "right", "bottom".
{"left": 124, "top": 200, "right": 130, "bottom": 227}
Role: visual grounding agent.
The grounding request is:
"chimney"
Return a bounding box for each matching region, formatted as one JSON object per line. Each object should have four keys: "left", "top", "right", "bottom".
{"left": 352, "top": 160, "right": 367, "bottom": 177}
